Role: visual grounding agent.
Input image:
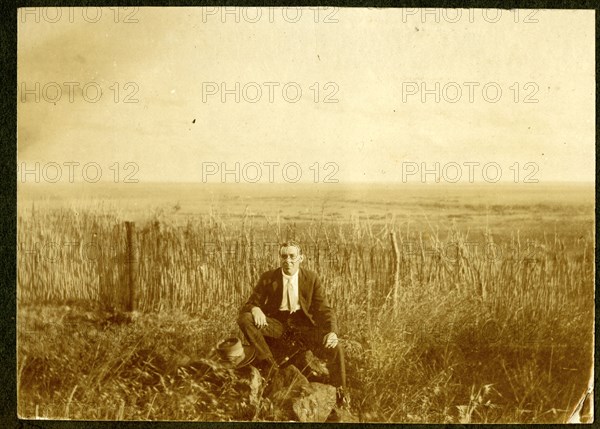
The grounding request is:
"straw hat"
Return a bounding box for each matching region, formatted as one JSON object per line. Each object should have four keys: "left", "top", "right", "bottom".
{"left": 216, "top": 337, "right": 255, "bottom": 368}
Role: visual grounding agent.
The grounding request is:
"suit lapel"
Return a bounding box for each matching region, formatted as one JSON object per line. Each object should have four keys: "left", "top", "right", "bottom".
{"left": 298, "top": 268, "right": 307, "bottom": 310}
{"left": 272, "top": 267, "right": 283, "bottom": 301}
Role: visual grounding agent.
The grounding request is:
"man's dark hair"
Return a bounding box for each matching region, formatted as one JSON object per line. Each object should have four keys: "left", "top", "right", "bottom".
{"left": 279, "top": 240, "right": 302, "bottom": 255}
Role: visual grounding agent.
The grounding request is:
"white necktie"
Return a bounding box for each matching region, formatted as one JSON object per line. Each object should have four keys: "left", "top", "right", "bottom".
{"left": 286, "top": 278, "right": 297, "bottom": 313}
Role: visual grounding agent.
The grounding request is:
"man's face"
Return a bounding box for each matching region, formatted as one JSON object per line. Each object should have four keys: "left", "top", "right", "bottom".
{"left": 280, "top": 245, "right": 303, "bottom": 275}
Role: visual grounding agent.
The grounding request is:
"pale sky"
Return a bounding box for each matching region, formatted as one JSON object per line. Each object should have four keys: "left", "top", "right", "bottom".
{"left": 17, "top": 8, "right": 595, "bottom": 183}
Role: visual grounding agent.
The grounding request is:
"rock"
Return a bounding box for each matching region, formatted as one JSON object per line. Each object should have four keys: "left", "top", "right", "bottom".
{"left": 234, "top": 365, "right": 263, "bottom": 406}
{"left": 291, "top": 382, "right": 337, "bottom": 422}
{"left": 265, "top": 364, "right": 309, "bottom": 397}
{"left": 327, "top": 406, "right": 359, "bottom": 423}
{"left": 174, "top": 353, "right": 192, "bottom": 367}
{"left": 294, "top": 350, "right": 329, "bottom": 380}
{"left": 269, "top": 377, "right": 336, "bottom": 422}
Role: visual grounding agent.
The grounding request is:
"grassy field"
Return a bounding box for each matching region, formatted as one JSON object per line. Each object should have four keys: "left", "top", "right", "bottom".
{"left": 17, "top": 182, "right": 594, "bottom": 422}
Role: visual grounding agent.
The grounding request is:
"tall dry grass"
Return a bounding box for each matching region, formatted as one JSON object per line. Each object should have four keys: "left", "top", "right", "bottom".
{"left": 17, "top": 204, "right": 594, "bottom": 422}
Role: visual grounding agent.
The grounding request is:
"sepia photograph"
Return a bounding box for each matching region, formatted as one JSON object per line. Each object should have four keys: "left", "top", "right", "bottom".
{"left": 16, "top": 7, "right": 594, "bottom": 423}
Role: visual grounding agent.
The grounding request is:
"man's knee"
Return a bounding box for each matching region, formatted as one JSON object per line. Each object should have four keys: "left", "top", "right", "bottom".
{"left": 237, "top": 312, "right": 254, "bottom": 328}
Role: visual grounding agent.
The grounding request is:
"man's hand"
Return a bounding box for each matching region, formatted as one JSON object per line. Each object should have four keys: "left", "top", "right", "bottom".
{"left": 323, "top": 332, "right": 338, "bottom": 348}
{"left": 251, "top": 306, "right": 268, "bottom": 328}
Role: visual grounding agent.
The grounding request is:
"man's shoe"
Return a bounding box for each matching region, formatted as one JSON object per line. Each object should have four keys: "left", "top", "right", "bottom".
{"left": 336, "top": 387, "right": 351, "bottom": 409}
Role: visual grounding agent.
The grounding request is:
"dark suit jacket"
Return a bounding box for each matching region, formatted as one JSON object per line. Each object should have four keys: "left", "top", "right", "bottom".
{"left": 240, "top": 267, "right": 338, "bottom": 333}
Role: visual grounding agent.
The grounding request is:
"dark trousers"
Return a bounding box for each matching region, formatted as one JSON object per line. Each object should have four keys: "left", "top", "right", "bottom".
{"left": 237, "top": 310, "right": 346, "bottom": 388}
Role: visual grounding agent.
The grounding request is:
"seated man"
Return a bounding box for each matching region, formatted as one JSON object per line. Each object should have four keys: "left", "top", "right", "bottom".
{"left": 237, "top": 241, "right": 347, "bottom": 403}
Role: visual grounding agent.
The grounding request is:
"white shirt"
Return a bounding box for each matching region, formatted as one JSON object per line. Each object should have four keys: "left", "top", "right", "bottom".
{"left": 279, "top": 270, "right": 301, "bottom": 313}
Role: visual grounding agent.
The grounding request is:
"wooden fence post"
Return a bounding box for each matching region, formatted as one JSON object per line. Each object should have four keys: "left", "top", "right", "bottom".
{"left": 125, "top": 221, "right": 139, "bottom": 312}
